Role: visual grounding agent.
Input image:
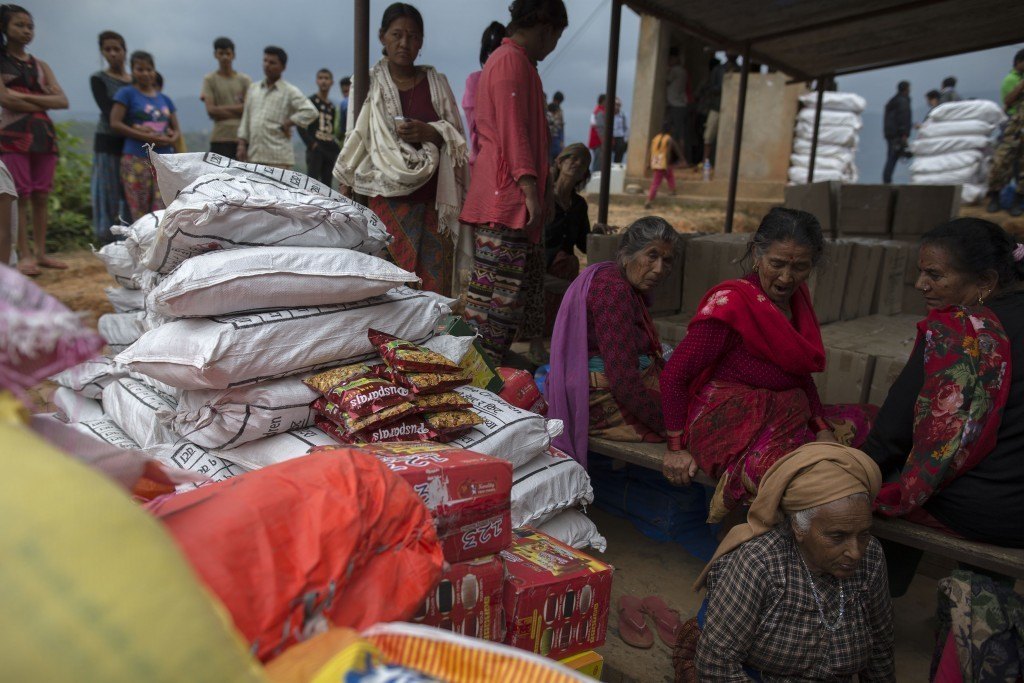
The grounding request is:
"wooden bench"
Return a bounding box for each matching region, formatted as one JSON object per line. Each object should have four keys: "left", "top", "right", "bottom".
{"left": 589, "top": 437, "right": 1024, "bottom": 579}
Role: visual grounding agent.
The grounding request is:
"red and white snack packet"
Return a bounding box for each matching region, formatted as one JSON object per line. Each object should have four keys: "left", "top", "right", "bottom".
{"left": 325, "top": 376, "right": 410, "bottom": 419}
{"left": 369, "top": 328, "right": 462, "bottom": 374}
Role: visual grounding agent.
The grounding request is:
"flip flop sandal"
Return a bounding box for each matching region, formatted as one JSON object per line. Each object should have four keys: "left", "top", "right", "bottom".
{"left": 641, "top": 595, "right": 683, "bottom": 647}
{"left": 617, "top": 595, "right": 654, "bottom": 648}
{"left": 37, "top": 256, "right": 68, "bottom": 270}
{"left": 17, "top": 261, "right": 41, "bottom": 277}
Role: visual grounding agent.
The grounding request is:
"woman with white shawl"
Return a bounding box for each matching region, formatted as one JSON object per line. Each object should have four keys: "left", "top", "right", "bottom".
{"left": 333, "top": 2, "right": 467, "bottom": 297}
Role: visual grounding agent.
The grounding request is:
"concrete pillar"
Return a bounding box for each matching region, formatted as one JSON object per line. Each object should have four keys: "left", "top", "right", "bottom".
{"left": 624, "top": 15, "right": 669, "bottom": 188}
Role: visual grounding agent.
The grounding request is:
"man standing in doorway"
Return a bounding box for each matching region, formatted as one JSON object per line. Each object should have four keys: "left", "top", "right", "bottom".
{"left": 299, "top": 68, "right": 341, "bottom": 187}
{"left": 986, "top": 49, "right": 1024, "bottom": 215}
{"left": 201, "top": 37, "right": 251, "bottom": 159}
{"left": 236, "top": 46, "right": 317, "bottom": 169}
{"left": 882, "top": 80, "right": 912, "bottom": 184}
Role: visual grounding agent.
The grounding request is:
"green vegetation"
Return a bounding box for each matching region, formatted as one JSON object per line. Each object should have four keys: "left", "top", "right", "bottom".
{"left": 47, "top": 121, "right": 94, "bottom": 251}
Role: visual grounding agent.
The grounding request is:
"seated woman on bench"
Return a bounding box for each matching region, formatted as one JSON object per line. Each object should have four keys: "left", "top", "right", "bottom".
{"left": 660, "top": 208, "right": 875, "bottom": 522}
{"left": 546, "top": 216, "right": 680, "bottom": 465}
{"left": 864, "top": 218, "right": 1024, "bottom": 552}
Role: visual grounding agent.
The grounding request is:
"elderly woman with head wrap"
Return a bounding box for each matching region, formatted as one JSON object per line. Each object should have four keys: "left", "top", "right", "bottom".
{"left": 673, "top": 443, "right": 895, "bottom": 683}
{"left": 546, "top": 216, "right": 680, "bottom": 466}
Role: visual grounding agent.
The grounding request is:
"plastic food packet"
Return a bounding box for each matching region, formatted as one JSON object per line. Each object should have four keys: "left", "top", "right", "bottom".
{"left": 369, "top": 328, "right": 462, "bottom": 374}
{"left": 312, "top": 397, "right": 416, "bottom": 434}
{"left": 303, "top": 362, "right": 381, "bottom": 395}
{"left": 392, "top": 369, "right": 472, "bottom": 395}
{"left": 424, "top": 411, "right": 484, "bottom": 442}
{"left": 325, "top": 377, "right": 410, "bottom": 419}
{"left": 318, "top": 413, "right": 435, "bottom": 444}
{"left": 411, "top": 391, "right": 473, "bottom": 413}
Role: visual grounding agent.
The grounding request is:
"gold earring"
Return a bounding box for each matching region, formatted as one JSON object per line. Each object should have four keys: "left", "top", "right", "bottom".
{"left": 752, "top": 262, "right": 759, "bottom": 273}
{"left": 978, "top": 292, "right": 986, "bottom": 306}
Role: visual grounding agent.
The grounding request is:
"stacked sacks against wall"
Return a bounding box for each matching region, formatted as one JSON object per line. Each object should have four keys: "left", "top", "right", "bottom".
{"left": 788, "top": 91, "right": 866, "bottom": 185}
{"left": 910, "top": 99, "right": 1007, "bottom": 203}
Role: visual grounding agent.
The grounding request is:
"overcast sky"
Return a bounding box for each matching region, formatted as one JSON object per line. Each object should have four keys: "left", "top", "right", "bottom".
{"left": 32, "top": 0, "right": 1020, "bottom": 184}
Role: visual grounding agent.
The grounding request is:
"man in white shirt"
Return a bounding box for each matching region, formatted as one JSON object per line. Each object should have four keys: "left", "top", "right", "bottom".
{"left": 237, "top": 46, "right": 317, "bottom": 169}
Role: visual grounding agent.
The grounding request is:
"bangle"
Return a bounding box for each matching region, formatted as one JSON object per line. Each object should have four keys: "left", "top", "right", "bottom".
{"left": 667, "top": 434, "right": 684, "bottom": 451}
{"left": 809, "top": 417, "right": 830, "bottom": 434}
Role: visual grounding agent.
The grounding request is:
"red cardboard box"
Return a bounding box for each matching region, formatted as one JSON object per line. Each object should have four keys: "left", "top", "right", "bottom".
{"left": 409, "top": 554, "right": 505, "bottom": 642}
{"left": 500, "top": 529, "right": 613, "bottom": 660}
{"left": 358, "top": 442, "right": 512, "bottom": 562}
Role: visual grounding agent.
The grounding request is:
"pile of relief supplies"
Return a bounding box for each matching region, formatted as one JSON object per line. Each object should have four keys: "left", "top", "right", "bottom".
{"left": 788, "top": 91, "right": 866, "bottom": 185}
{"left": 44, "top": 152, "right": 612, "bottom": 675}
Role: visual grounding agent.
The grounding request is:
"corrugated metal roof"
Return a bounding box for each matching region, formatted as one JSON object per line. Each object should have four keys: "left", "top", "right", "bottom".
{"left": 626, "top": 0, "right": 1024, "bottom": 80}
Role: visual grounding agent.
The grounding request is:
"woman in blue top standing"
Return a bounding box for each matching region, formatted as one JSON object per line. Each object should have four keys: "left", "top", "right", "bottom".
{"left": 109, "top": 50, "right": 179, "bottom": 221}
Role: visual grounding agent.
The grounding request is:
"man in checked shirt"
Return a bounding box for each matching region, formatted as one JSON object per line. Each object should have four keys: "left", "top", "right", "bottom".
{"left": 236, "top": 45, "right": 317, "bottom": 170}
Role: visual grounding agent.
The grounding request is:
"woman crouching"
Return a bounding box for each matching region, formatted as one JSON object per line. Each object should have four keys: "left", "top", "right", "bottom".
{"left": 546, "top": 216, "right": 680, "bottom": 465}
{"left": 675, "top": 443, "right": 894, "bottom": 682}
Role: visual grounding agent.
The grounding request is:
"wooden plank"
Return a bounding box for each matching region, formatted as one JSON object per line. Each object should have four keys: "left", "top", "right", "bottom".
{"left": 589, "top": 437, "right": 1024, "bottom": 577}
{"left": 870, "top": 517, "right": 1024, "bottom": 580}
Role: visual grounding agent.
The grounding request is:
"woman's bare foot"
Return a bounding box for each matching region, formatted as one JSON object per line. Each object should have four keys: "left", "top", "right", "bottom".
{"left": 37, "top": 254, "right": 68, "bottom": 269}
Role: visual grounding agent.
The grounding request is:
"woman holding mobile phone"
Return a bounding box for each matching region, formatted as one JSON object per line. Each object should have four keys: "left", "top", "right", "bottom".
{"left": 335, "top": 2, "right": 467, "bottom": 298}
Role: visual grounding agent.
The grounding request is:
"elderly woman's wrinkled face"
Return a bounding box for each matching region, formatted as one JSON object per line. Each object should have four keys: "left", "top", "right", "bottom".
{"left": 755, "top": 240, "right": 814, "bottom": 307}
{"left": 915, "top": 244, "right": 992, "bottom": 310}
{"left": 557, "top": 152, "right": 588, "bottom": 187}
{"left": 792, "top": 496, "right": 872, "bottom": 579}
{"left": 624, "top": 240, "right": 674, "bottom": 292}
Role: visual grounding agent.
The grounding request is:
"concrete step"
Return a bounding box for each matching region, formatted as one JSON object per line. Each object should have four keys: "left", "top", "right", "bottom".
{"left": 587, "top": 190, "right": 782, "bottom": 216}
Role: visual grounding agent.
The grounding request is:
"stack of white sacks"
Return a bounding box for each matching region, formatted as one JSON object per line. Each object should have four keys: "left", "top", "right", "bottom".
{"left": 910, "top": 100, "right": 1007, "bottom": 204}
{"left": 788, "top": 91, "right": 866, "bottom": 185}
{"left": 55, "top": 152, "right": 603, "bottom": 551}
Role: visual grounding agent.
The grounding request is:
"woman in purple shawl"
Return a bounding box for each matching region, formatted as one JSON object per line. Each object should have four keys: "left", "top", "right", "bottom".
{"left": 546, "top": 216, "right": 679, "bottom": 466}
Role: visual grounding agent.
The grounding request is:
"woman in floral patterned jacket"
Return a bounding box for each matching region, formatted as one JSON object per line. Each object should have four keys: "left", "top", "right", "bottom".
{"left": 863, "top": 218, "right": 1024, "bottom": 595}
{"left": 660, "top": 208, "right": 875, "bottom": 522}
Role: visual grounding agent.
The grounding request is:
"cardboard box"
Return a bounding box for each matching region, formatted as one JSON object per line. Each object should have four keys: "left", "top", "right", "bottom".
{"left": 842, "top": 240, "right": 884, "bottom": 320}
{"left": 869, "top": 355, "right": 909, "bottom": 407}
{"left": 813, "top": 347, "right": 875, "bottom": 405}
{"left": 681, "top": 234, "right": 749, "bottom": 317}
{"left": 443, "top": 316, "right": 503, "bottom": 394}
{"left": 806, "top": 239, "right": 853, "bottom": 324}
{"left": 872, "top": 240, "right": 911, "bottom": 315}
{"left": 410, "top": 554, "right": 505, "bottom": 642}
{"left": 559, "top": 650, "right": 604, "bottom": 679}
{"left": 784, "top": 181, "right": 838, "bottom": 236}
{"left": 654, "top": 316, "right": 688, "bottom": 348}
{"left": 585, "top": 233, "right": 622, "bottom": 265}
{"left": 501, "top": 529, "right": 613, "bottom": 660}
{"left": 892, "top": 185, "right": 961, "bottom": 237}
{"left": 365, "top": 442, "right": 512, "bottom": 562}
{"left": 837, "top": 184, "right": 894, "bottom": 236}
{"left": 902, "top": 285, "right": 928, "bottom": 316}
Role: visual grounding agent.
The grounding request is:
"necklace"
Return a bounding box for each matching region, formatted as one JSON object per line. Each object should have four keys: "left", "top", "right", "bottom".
{"left": 797, "top": 550, "right": 846, "bottom": 632}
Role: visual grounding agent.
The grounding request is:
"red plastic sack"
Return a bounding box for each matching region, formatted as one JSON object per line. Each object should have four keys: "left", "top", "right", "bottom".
{"left": 497, "top": 368, "right": 548, "bottom": 415}
{"left": 149, "top": 450, "right": 443, "bottom": 662}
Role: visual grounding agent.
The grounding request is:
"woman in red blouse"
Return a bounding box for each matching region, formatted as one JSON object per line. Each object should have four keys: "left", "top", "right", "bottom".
{"left": 459, "top": 0, "right": 568, "bottom": 363}
{"left": 660, "top": 208, "right": 875, "bottom": 521}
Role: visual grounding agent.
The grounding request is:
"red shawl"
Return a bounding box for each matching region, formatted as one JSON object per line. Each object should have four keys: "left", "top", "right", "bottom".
{"left": 688, "top": 276, "right": 825, "bottom": 378}
{"left": 875, "top": 306, "right": 1011, "bottom": 516}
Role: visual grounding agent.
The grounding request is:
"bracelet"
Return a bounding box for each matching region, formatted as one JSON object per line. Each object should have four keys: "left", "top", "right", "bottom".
{"left": 808, "top": 417, "right": 830, "bottom": 434}
{"left": 667, "top": 434, "right": 684, "bottom": 451}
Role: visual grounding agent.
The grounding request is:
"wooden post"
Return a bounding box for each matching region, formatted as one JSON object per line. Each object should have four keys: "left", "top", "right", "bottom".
{"left": 352, "top": 0, "right": 370, "bottom": 122}
{"left": 807, "top": 79, "right": 825, "bottom": 184}
{"left": 598, "top": 0, "right": 622, "bottom": 226}
{"left": 724, "top": 43, "right": 751, "bottom": 233}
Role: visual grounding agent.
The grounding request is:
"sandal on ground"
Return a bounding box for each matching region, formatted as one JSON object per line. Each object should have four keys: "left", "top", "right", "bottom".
{"left": 17, "top": 260, "right": 41, "bottom": 277}
{"left": 641, "top": 594, "right": 684, "bottom": 647}
{"left": 37, "top": 255, "right": 68, "bottom": 270}
{"left": 617, "top": 595, "right": 654, "bottom": 648}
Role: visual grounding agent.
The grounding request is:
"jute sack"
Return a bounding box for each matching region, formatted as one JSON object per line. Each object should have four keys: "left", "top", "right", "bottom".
{"left": 116, "top": 287, "right": 451, "bottom": 391}
{"left": 207, "top": 425, "right": 339, "bottom": 471}
{"left": 98, "top": 312, "right": 148, "bottom": 354}
{"left": 147, "top": 246, "right": 418, "bottom": 319}
{"left": 537, "top": 508, "right": 608, "bottom": 553}
{"left": 49, "top": 356, "right": 127, "bottom": 399}
{"left": 146, "top": 173, "right": 389, "bottom": 274}
{"left": 450, "top": 385, "right": 563, "bottom": 469}
{"left": 511, "top": 448, "right": 594, "bottom": 528}
{"left": 102, "top": 376, "right": 179, "bottom": 450}
{"left": 106, "top": 286, "right": 145, "bottom": 313}
{"left": 170, "top": 377, "right": 319, "bottom": 450}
